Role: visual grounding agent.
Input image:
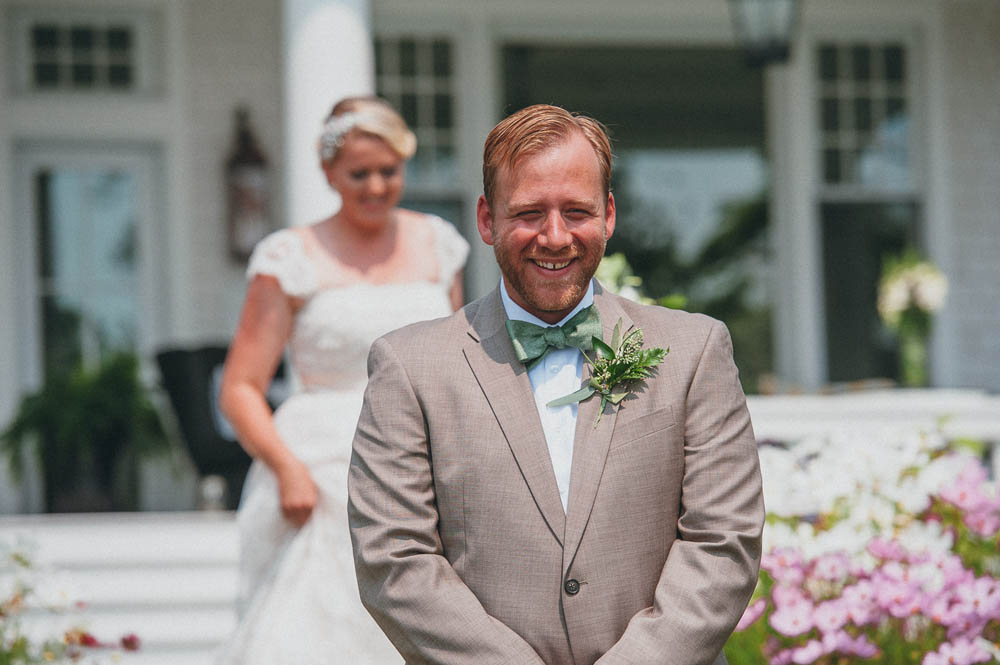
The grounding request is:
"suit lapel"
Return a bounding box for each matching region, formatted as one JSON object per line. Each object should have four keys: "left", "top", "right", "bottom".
{"left": 563, "top": 286, "right": 635, "bottom": 570}
{"left": 463, "top": 288, "right": 566, "bottom": 545}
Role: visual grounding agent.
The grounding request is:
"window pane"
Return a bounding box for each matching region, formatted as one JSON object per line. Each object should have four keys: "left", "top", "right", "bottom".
{"left": 851, "top": 45, "right": 870, "bottom": 81}
{"left": 108, "top": 64, "right": 132, "bottom": 88}
{"left": 886, "top": 96, "right": 906, "bottom": 119}
{"left": 819, "top": 45, "right": 838, "bottom": 81}
{"left": 884, "top": 45, "right": 905, "bottom": 82}
{"left": 34, "top": 62, "right": 61, "bottom": 87}
{"left": 72, "top": 63, "right": 95, "bottom": 86}
{"left": 853, "top": 97, "right": 872, "bottom": 132}
{"left": 432, "top": 39, "right": 451, "bottom": 77}
{"left": 107, "top": 26, "right": 131, "bottom": 50}
{"left": 32, "top": 24, "right": 59, "bottom": 49}
{"left": 400, "top": 93, "right": 418, "bottom": 127}
{"left": 70, "top": 26, "right": 94, "bottom": 50}
{"left": 433, "top": 93, "right": 452, "bottom": 129}
{"left": 823, "top": 148, "right": 842, "bottom": 183}
{"left": 374, "top": 39, "right": 386, "bottom": 76}
{"left": 399, "top": 39, "right": 416, "bottom": 77}
{"left": 821, "top": 97, "right": 839, "bottom": 132}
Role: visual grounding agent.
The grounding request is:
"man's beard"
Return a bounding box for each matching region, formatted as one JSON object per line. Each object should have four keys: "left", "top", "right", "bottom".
{"left": 495, "top": 236, "right": 606, "bottom": 317}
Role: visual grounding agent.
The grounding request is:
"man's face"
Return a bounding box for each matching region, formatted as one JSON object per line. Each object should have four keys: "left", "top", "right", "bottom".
{"left": 477, "top": 132, "right": 615, "bottom": 325}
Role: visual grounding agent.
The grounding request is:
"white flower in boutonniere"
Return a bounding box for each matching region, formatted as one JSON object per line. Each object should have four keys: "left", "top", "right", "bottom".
{"left": 547, "top": 318, "right": 668, "bottom": 427}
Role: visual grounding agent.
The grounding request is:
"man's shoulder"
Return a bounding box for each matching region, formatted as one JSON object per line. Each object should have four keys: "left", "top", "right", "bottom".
{"left": 609, "top": 292, "right": 720, "bottom": 338}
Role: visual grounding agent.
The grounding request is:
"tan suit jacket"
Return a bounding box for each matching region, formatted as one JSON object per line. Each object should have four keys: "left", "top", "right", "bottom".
{"left": 348, "top": 283, "right": 764, "bottom": 665}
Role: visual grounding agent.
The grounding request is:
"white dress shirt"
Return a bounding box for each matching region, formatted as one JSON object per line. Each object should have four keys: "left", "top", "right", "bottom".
{"left": 500, "top": 278, "right": 595, "bottom": 512}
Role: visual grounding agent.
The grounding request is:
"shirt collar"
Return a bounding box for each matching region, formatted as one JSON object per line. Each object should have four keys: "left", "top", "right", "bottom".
{"left": 499, "top": 277, "right": 595, "bottom": 327}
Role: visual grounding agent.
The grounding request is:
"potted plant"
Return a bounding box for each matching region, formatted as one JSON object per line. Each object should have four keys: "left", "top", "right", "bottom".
{"left": 1, "top": 351, "right": 169, "bottom": 512}
{"left": 877, "top": 249, "right": 949, "bottom": 388}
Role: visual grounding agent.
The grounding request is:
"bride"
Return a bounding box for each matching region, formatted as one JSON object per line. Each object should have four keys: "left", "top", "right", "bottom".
{"left": 216, "top": 96, "right": 468, "bottom": 664}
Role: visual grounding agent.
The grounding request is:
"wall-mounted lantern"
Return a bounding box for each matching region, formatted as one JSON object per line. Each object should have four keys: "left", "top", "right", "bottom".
{"left": 728, "top": 0, "right": 802, "bottom": 67}
{"left": 226, "top": 107, "right": 272, "bottom": 262}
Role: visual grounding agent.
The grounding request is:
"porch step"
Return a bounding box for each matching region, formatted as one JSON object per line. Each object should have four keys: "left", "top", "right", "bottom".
{"left": 0, "top": 512, "right": 240, "bottom": 665}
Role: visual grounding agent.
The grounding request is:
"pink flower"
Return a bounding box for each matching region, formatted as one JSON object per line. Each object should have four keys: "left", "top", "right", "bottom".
{"left": 812, "top": 599, "right": 849, "bottom": 634}
{"left": 867, "top": 537, "right": 907, "bottom": 561}
{"left": 922, "top": 637, "right": 991, "bottom": 665}
{"left": 811, "top": 552, "right": 851, "bottom": 583}
{"left": 822, "top": 630, "right": 880, "bottom": 658}
{"left": 873, "top": 577, "right": 921, "bottom": 619}
{"left": 964, "top": 510, "right": 1000, "bottom": 538}
{"left": 736, "top": 598, "right": 767, "bottom": 631}
{"left": 770, "top": 648, "right": 795, "bottom": 665}
{"left": 770, "top": 602, "right": 814, "bottom": 637}
{"left": 936, "top": 554, "right": 974, "bottom": 588}
{"left": 764, "top": 548, "right": 807, "bottom": 586}
{"left": 790, "top": 639, "right": 826, "bottom": 664}
{"left": 953, "top": 577, "right": 1000, "bottom": 619}
{"left": 772, "top": 584, "right": 810, "bottom": 610}
{"left": 946, "top": 617, "right": 988, "bottom": 642}
{"left": 940, "top": 463, "right": 991, "bottom": 513}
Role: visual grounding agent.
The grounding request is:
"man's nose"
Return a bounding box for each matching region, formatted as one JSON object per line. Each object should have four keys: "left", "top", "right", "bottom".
{"left": 537, "top": 211, "right": 571, "bottom": 249}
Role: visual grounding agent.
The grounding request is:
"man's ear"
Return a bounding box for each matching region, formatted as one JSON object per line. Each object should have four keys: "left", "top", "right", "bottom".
{"left": 604, "top": 192, "right": 616, "bottom": 240}
{"left": 476, "top": 195, "right": 495, "bottom": 246}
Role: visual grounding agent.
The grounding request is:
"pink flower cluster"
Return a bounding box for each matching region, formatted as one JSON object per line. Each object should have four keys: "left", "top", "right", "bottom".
{"left": 939, "top": 461, "right": 1000, "bottom": 538}
{"left": 739, "top": 540, "right": 1000, "bottom": 665}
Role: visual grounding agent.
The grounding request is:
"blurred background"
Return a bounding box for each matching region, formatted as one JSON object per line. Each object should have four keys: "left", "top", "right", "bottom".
{"left": 0, "top": 0, "right": 997, "bottom": 661}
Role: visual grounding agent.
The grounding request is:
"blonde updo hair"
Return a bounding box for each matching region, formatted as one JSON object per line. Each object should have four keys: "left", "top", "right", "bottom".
{"left": 318, "top": 96, "right": 417, "bottom": 167}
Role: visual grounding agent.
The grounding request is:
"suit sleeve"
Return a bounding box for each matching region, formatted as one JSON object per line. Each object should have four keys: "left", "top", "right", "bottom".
{"left": 596, "top": 319, "right": 764, "bottom": 665}
{"left": 348, "top": 337, "right": 546, "bottom": 665}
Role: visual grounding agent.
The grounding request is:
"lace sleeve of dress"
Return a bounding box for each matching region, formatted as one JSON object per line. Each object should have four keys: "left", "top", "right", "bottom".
{"left": 245, "top": 229, "right": 319, "bottom": 298}
{"left": 428, "top": 215, "right": 470, "bottom": 286}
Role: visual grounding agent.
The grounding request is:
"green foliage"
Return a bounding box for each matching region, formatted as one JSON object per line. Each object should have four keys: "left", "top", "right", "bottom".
{"left": 1, "top": 352, "right": 168, "bottom": 511}
{"left": 607, "top": 180, "right": 772, "bottom": 392}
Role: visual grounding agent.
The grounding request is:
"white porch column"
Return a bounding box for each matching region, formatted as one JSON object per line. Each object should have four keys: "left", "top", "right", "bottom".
{"left": 283, "top": 0, "right": 373, "bottom": 227}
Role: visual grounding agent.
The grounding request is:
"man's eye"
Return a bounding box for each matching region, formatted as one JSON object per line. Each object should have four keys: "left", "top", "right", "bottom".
{"left": 380, "top": 167, "right": 398, "bottom": 178}
{"left": 350, "top": 170, "right": 368, "bottom": 180}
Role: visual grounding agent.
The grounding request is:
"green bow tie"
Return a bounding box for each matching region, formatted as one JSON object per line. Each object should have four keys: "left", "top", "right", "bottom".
{"left": 505, "top": 305, "right": 602, "bottom": 369}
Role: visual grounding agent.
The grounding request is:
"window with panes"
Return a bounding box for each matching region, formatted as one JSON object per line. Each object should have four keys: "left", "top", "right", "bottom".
{"left": 375, "top": 35, "right": 462, "bottom": 225}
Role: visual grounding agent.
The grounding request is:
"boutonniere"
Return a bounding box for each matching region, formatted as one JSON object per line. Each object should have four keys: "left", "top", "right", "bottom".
{"left": 547, "top": 318, "right": 668, "bottom": 427}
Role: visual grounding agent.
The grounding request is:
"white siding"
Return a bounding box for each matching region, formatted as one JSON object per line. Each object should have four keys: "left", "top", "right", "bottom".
{"left": 176, "top": 0, "right": 284, "bottom": 344}
{"left": 942, "top": 1, "right": 1000, "bottom": 391}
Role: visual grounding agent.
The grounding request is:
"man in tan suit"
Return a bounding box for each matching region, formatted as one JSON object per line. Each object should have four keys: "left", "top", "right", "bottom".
{"left": 348, "top": 104, "right": 764, "bottom": 664}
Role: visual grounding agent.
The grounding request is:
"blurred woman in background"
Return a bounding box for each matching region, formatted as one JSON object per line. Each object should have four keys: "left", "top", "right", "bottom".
{"left": 216, "top": 96, "right": 468, "bottom": 664}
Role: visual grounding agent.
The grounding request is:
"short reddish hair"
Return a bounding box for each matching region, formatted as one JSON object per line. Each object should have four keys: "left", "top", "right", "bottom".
{"left": 482, "top": 104, "right": 613, "bottom": 207}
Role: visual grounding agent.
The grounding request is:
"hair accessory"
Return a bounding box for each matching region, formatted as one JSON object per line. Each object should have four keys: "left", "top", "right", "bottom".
{"left": 318, "top": 112, "right": 363, "bottom": 162}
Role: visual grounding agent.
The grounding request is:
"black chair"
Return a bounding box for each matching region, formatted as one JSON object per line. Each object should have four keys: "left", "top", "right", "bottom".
{"left": 156, "top": 345, "right": 286, "bottom": 509}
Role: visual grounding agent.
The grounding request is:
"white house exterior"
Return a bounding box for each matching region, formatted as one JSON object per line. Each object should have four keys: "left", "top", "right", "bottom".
{"left": 1, "top": 0, "right": 998, "bottom": 512}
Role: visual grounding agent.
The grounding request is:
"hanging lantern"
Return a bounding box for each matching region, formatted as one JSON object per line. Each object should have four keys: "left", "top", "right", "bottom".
{"left": 728, "top": 0, "right": 802, "bottom": 67}
{"left": 225, "top": 107, "right": 272, "bottom": 262}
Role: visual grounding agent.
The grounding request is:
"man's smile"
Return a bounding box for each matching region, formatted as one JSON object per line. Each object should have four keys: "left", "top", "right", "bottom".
{"left": 531, "top": 258, "right": 573, "bottom": 271}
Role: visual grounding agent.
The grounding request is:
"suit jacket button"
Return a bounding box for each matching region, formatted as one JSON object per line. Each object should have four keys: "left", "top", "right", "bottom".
{"left": 564, "top": 578, "right": 580, "bottom": 595}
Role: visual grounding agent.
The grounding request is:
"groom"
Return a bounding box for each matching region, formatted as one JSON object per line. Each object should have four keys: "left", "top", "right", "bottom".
{"left": 348, "top": 104, "right": 764, "bottom": 665}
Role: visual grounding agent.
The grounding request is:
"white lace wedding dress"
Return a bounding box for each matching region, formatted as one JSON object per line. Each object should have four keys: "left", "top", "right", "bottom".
{"left": 215, "top": 215, "right": 468, "bottom": 665}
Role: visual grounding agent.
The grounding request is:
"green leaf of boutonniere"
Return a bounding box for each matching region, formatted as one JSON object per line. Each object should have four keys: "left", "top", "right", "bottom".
{"left": 547, "top": 317, "right": 669, "bottom": 427}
